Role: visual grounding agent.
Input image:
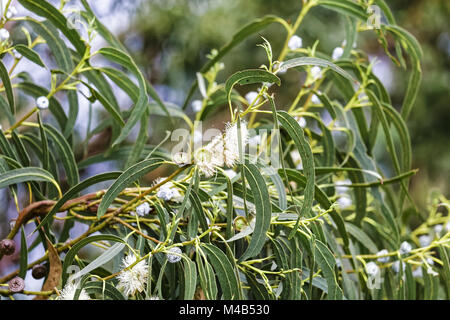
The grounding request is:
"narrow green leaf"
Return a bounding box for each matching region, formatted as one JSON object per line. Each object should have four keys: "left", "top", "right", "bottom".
{"left": 97, "top": 158, "right": 165, "bottom": 218}
{"left": 19, "top": 227, "right": 28, "bottom": 279}
{"left": 18, "top": 0, "right": 86, "bottom": 55}
{"left": 277, "top": 111, "right": 315, "bottom": 239}
{"left": 0, "top": 60, "right": 15, "bottom": 114}
{"left": 314, "top": 240, "right": 344, "bottom": 300}
{"left": 62, "top": 234, "right": 125, "bottom": 285}
{"left": 278, "top": 57, "right": 357, "bottom": 83}
{"left": 201, "top": 243, "right": 240, "bottom": 300}
{"left": 183, "top": 257, "right": 197, "bottom": 300}
{"left": 14, "top": 44, "right": 46, "bottom": 67}
{"left": 238, "top": 163, "right": 272, "bottom": 262}
{"left": 0, "top": 167, "right": 60, "bottom": 192}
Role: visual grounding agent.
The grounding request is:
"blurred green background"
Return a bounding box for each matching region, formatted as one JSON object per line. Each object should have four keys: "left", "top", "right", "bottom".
{"left": 109, "top": 0, "right": 449, "bottom": 207}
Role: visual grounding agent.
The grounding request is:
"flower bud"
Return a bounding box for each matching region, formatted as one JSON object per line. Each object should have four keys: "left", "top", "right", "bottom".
{"left": 36, "top": 96, "right": 49, "bottom": 110}
{"left": 8, "top": 277, "right": 25, "bottom": 293}
{"left": 0, "top": 28, "right": 10, "bottom": 41}
{"left": 32, "top": 264, "right": 48, "bottom": 279}
{"left": 0, "top": 239, "right": 16, "bottom": 256}
{"left": 166, "top": 247, "right": 182, "bottom": 263}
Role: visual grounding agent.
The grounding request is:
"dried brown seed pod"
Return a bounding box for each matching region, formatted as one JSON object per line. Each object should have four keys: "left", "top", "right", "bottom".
{"left": 0, "top": 239, "right": 16, "bottom": 256}
{"left": 8, "top": 277, "right": 25, "bottom": 293}
{"left": 32, "top": 264, "right": 48, "bottom": 279}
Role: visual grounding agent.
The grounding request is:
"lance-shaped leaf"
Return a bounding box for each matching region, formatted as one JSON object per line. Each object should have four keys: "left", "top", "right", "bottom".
{"left": 14, "top": 44, "right": 46, "bottom": 67}
{"left": 18, "top": 0, "right": 86, "bottom": 55}
{"left": 83, "top": 281, "right": 126, "bottom": 300}
{"left": 0, "top": 60, "right": 14, "bottom": 114}
{"left": 97, "top": 158, "right": 165, "bottom": 218}
{"left": 62, "top": 234, "right": 125, "bottom": 285}
{"left": 182, "top": 257, "right": 197, "bottom": 300}
{"left": 238, "top": 163, "right": 272, "bottom": 262}
{"left": 277, "top": 111, "right": 315, "bottom": 239}
{"left": 225, "top": 69, "right": 280, "bottom": 109}
{"left": 314, "top": 240, "right": 344, "bottom": 300}
{"left": 0, "top": 167, "right": 61, "bottom": 195}
{"left": 278, "top": 57, "right": 357, "bottom": 83}
{"left": 201, "top": 243, "right": 241, "bottom": 300}
{"left": 317, "top": 0, "right": 368, "bottom": 21}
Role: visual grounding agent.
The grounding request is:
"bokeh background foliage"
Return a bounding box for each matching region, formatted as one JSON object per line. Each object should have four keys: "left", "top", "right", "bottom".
{"left": 0, "top": 0, "right": 449, "bottom": 300}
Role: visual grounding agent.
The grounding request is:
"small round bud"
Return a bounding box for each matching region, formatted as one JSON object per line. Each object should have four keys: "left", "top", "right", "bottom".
{"left": 399, "top": 241, "right": 412, "bottom": 255}
{"left": 365, "top": 262, "right": 380, "bottom": 276}
{"left": 288, "top": 35, "right": 302, "bottom": 50}
{"left": 135, "top": 202, "right": 150, "bottom": 216}
{"left": 0, "top": 28, "right": 10, "bottom": 41}
{"left": 36, "top": 96, "right": 49, "bottom": 110}
{"left": 166, "top": 247, "right": 182, "bottom": 263}
{"left": 191, "top": 100, "right": 202, "bottom": 113}
{"left": 332, "top": 47, "right": 344, "bottom": 60}
{"left": 0, "top": 239, "right": 16, "bottom": 256}
{"left": 310, "top": 66, "right": 322, "bottom": 80}
{"left": 8, "top": 277, "right": 25, "bottom": 293}
{"left": 32, "top": 264, "right": 48, "bottom": 279}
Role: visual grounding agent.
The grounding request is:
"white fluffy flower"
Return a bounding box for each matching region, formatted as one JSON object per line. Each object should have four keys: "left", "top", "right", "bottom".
{"left": 116, "top": 254, "right": 149, "bottom": 297}
{"left": 57, "top": 282, "right": 90, "bottom": 300}
{"left": 418, "top": 235, "right": 431, "bottom": 247}
{"left": 223, "top": 121, "right": 249, "bottom": 168}
{"left": 434, "top": 224, "right": 443, "bottom": 234}
{"left": 191, "top": 100, "right": 202, "bottom": 112}
{"left": 245, "top": 91, "right": 260, "bottom": 105}
{"left": 0, "top": 28, "right": 10, "bottom": 41}
{"left": 195, "top": 148, "right": 218, "bottom": 177}
{"left": 310, "top": 66, "right": 322, "bottom": 81}
{"left": 166, "top": 247, "right": 182, "bottom": 263}
{"left": 332, "top": 47, "right": 344, "bottom": 60}
{"left": 335, "top": 179, "right": 351, "bottom": 195}
{"left": 399, "top": 241, "right": 412, "bottom": 255}
{"left": 376, "top": 249, "right": 390, "bottom": 263}
{"left": 365, "top": 262, "right": 379, "bottom": 276}
{"left": 135, "top": 202, "right": 150, "bottom": 216}
{"left": 446, "top": 222, "right": 450, "bottom": 232}
{"left": 337, "top": 195, "right": 352, "bottom": 209}
{"left": 36, "top": 96, "right": 49, "bottom": 110}
{"left": 288, "top": 35, "right": 302, "bottom": 50}
{"left": 195, "top": 122, "right": 248, "bottom": 176}
{"left": 195, "top": 135, "right": 225, "bottom": 177}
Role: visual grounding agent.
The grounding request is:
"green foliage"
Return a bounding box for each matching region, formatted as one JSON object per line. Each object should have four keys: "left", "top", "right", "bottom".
{"left": 0, "top": 0, "right": 448, "bottom": 301}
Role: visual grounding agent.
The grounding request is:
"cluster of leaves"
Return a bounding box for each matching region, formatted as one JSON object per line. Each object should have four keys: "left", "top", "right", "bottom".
{"left": 0, "top": 0, "right": 449, "bottom": 300}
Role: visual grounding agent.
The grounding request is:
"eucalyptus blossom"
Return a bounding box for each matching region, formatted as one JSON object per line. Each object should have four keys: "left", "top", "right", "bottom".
{"left": 0, "top": 0, "right": 445, "bottom": 303}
